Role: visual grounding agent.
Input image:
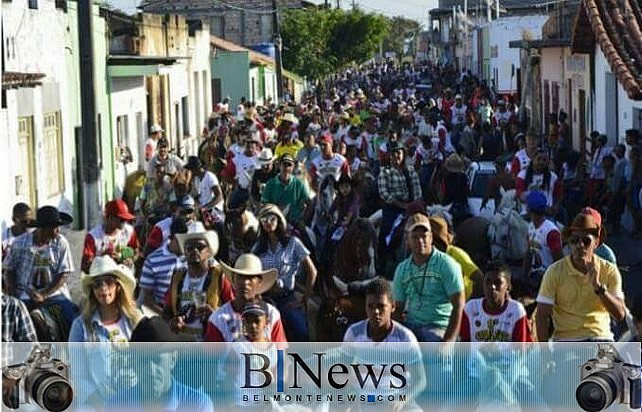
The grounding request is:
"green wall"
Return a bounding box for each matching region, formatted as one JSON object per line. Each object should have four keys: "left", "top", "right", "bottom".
{"left": 65, "top": 2, "right": 114, "bottom": 219}
{"left": 211, "top": 51, "right": 250, "bottom": 109}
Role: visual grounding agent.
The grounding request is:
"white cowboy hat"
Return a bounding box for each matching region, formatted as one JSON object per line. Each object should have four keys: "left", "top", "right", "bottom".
{"left": 281, "top": 113, "right": 299, "bottom": 125}
{"left": 176, "top": 223, "right": 220, "bottom": 256}
{"left": 257, "top": 148, "right": 275, "bottom": 166}
{"left": 150, "top": 124, "right": 164, "bottom": 134}
{"left": 219, "top": 253, "right": 278, "bottom": 295}
{"left": 339, "top": 112, "right": 351, "bottom": 121}
{"left": 81, "top": 255, "right": 136, "bottom": 298}
{"left": 258, "top": 203, "right": 287, "bottom": 229}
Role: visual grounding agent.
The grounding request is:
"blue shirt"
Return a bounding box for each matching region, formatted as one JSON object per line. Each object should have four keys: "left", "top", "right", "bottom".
{"left": 392, "top": 249, "right": 464, "bottom": 329}
{"left": 253, "top": 236, "right": 309, "bottom": 291}
{"left": 107, "top": 378, "right": 213, "bottom": 412}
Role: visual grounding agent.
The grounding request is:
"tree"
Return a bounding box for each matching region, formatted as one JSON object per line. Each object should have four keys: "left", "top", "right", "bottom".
{"left": 281, "top": 8, "right": 389, "bottom": 81}
{"left": 382, "top": 16, "right": 420, "bottom": 59}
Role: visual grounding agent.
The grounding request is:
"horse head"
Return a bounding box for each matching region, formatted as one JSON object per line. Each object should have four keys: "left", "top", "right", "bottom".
{"left": 496, "top": 187, "right": 518, "bottom": 212}
{"left": 488, "top": 208, "right": 528, "bottom": 261}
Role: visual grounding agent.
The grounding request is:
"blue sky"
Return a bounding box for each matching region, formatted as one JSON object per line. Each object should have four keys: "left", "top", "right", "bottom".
{"left": 109, "top": 0, "right": 438, "bottom": 26}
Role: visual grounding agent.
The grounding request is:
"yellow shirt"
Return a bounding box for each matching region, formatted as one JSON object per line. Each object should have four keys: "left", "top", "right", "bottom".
{"left": 537, "top": 256, "right": 623, "bottom": 341}
{"left": 275, "top": 140, "right": 304, "bottom": 159}
{"left": 447, "top": 245, "right": 479, "bottom": 300}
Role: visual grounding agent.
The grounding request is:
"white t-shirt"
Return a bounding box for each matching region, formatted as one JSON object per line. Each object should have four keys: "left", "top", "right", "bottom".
{"left": 343, "top": 319, "right": 417, "bottom": 343}
{"left": 103, "top": 317, "right": 131, "bottom": 343}
{"left": 179, "top": 273, "right": 208, "bottom": 334}
{"left": 232, "top": 152, "right": 258, "bottom": 189}
{"left": 517, "top": 170, "right": 559, "bottom": 207}
{"left": 527, "top": 219, "right": 560, "bottom": 272}
{"left": 451, "top": 104, "right": 468, "bottom": 126}
{"left": 195, "top": 171, "right": 223, "bottom": 210}
{"left": 311, "top": 153, "right": 348, "bottom": 183}
{"left": 513, "top": 149, "right": 531, "bottom": 173}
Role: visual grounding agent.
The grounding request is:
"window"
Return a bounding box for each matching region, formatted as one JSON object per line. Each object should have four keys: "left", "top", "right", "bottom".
{"left": 116, "top": 115, "right": 129, "bottom": 148}
{"left": 28, "top": 0, "right": 37, "bottom": 9}
{"left": 17, "top": 116, "right": 37, "bottom": 205}
{"left": 42, "top": 112, "right": 64, "bottom": 196}
{"left": 260, "top": 14, "right": 274, "bottom": 41}
{"left": 210, "top": 16, "right": 225, "bottom": 38}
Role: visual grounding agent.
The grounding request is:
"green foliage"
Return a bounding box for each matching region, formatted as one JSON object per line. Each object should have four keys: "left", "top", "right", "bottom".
{"left": 382, "top": 16, "right": 421, "bottom": 58}
{"left": 281, "top": 8, "right": 389, "bottom": 81}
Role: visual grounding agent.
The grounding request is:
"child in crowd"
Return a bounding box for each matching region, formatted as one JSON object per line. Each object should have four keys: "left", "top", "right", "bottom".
{"left": 460, "top": 261, "right": 532, "bottom": 342}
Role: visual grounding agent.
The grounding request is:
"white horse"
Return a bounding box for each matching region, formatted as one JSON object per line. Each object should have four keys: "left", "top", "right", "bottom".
{"left": 309, "top": 175, "right": 336, "bottom": 260}
{"left": 488, "top": 188, "right": 529, "bottom": 262}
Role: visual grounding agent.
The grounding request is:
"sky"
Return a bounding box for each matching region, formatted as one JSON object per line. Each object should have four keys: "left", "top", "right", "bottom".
{"left": 109, "top": 0, "right": 438, "bottom": 27}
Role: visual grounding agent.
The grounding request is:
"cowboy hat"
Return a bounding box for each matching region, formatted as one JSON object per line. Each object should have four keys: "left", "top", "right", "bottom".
{"left": 338, "top": 112, "right": 351, "bottom": 121}
{"left": 281, "top": 113, "right": 299, "bottom": 125}
{"left": 258, "top": 203, "right": 287, "bottom": 229}
{"left": 176, "top": 224, "right": 220, "bottom": 256}
{"left": 257, "top": 148, "right": 275, "bottom": 166}
{"left": 219, "top": 253, "right": 278, "bottom": 295}
{"left": 130, "top": 316, "right": 195, "bottom": 343}
{"left": 29, "top": 206, "right": 73, "bottom": 228}
{"left": 81, "top": 255, "right": 136, "bottom": 298}
{"left": 429, "top": 216, "right": 453, "bottom": 247}
{"left": 184, "top": 156, "right": 203, "bottom": 171}
{"left": 444, "top": 154, "right": 465, "bottom": 173}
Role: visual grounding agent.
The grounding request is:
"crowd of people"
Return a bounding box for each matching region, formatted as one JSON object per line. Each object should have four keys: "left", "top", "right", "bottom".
{"left": 3, "top": 59, "right": 642, "bottom": 352}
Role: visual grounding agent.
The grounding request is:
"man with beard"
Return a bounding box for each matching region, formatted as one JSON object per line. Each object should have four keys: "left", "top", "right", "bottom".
{"left": 164, "top": 227, "right": 234, "bottom": 340}
{"left": 536, "top": 212, "right": 626, "bottom": 341}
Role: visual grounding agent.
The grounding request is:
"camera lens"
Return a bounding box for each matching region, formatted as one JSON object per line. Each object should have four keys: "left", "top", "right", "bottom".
{"left": 31, "top": 372, "right": 73, "bottom": 412}
{"left": 576, "top": 372, "right": 618, "bottom": 412}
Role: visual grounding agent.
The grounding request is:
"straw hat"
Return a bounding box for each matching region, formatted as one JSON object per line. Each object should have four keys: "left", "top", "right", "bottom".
{"left": 257, "top": 148, "right": 275, "bottom": 166}
{"left": 429, "top": 216, "right": 453, "bottom": 247}
{"left": 281, "top": 113, "right": 299, "bottom": 125}
{"left": 176, "top": 223, "right": 220, "bottom": 256}
{"left": 219, "top": 254, "right": 278, "bottom": 295}
{"left": 258, "top": 203, "right": 287, "bottom": 229}
{"left": 81, "top": 255, "right": 136, "bottom": 298}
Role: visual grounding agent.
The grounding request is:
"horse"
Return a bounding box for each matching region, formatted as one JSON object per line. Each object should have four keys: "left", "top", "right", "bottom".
{"left": 487, "top": 188, "right": 529, "bottom": 263}
{"left": 316, "top": 219, "right": 377, "bottom": 341}
{"left": 223, "top": 200, "right": 259, "bottom": 266}
{"left": 308, "top": 175, "right": 336, "bottom": 262}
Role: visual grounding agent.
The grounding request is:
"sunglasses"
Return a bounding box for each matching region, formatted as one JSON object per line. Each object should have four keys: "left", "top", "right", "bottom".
{"left": 281, "top": 162, "right": 294, "bottom": 168}
{"left": 92, "top": 276, "right": 118, "bottom": 289}
{"left": 260, "top": 215, "right": 278, "bottom": 225}
{"left": 185, "top": 242, "right": 208, "bottom": 252}
{"left": 568, "top": 234, "right": 595, "bottom": 248}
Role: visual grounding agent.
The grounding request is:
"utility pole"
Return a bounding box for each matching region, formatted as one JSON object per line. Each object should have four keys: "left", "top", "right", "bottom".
{"left": 272, "top": 0, "right": 285, "bottom": 101}
{"left": 77, "top": 0, "right": 100, "bottom": 229}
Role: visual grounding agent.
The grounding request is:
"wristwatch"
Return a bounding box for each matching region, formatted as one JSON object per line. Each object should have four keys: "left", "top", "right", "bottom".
{"left": 594, "top": 284, "right": 606, "bottom": 296}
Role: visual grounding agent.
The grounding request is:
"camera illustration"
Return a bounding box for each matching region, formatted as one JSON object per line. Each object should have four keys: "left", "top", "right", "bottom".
{"left": 576, "top": 344, "right": 641, "bottom": 411}
{"left": 2, "top": 344, "right": 73, "bottom": 411}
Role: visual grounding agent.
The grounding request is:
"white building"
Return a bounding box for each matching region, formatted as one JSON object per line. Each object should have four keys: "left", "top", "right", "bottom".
{"left": 1, "top": 0, "right": 77, "bottom": 228}
{"left": 486, "top": 15, "right": 548, "bottom": 95}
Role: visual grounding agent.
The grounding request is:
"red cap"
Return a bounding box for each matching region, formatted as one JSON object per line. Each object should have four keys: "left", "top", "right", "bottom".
{"left": 580, "top": 207, "right": 602, "bottom": 227}
{"left": 105, "top": 199, "right": 135, "bottom": 221}
{"left": 319, "top": 132, "right": 334, "bottom": 145}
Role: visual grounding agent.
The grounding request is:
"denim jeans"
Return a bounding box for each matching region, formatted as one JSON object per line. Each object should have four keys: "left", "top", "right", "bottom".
{"left": 274, "top": 292, "right": 309, "bottom": 342}
{"left": 406, "top": 323, "right": 446, "bottom": 342}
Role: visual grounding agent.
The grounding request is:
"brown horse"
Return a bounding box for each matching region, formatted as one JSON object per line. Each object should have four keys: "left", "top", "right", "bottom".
{"left": 316, "top": 218, "right": 376, "bottom": 341}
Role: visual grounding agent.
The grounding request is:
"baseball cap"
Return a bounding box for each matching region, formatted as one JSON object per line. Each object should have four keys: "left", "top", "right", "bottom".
{"left": 242, "top": 302, "right": 268, "bottom": 318}
{"left": 580, "top": 207, "right": 602, "bottom": 227}
{"left": 280, "top": 154, "right": 295, "bottom": 165}
{"left": 105, "top": 199, "right": 135, "bottom": 221}
{"left": 405, "top": 213, "right": 432, "bottom": 233}
{"left": 526, "top": 191, "right": 547, "bottom": 214}
{"left": 178, "top": 195, "right": 196, "bottom": 212}
{"left": 319, "top": 133, "right": 333, "bottom": 145}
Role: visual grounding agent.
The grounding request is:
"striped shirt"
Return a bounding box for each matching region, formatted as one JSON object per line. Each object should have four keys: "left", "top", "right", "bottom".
{"left": 139, "top": 244, "right": 186, "bottom": 305}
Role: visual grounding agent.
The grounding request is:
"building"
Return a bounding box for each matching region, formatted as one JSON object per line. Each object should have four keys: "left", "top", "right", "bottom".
{"left": 103, "top": 10, "right": 213, "bottom": 193}
{"left": 211, "top": 35, "right": 305, "bottom": 109}
{"left": 139, "top": 0, "right": 308, "bottom": 48}
{"left": 1, "top": 0, "right": 112, "bottom": 229}
{"left": 510, "top": 2, "right": 591, "bottom": 151}
{"left": 571, "top": 0, "right": 642, "bottom": 145}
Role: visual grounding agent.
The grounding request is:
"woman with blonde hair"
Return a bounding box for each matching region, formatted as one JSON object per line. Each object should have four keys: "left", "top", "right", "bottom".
{"left": 69, "top": 255, "right": 143, "bottom": 410}
{"left": 69, "top": 255, "right": 142, "bottom": 342}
